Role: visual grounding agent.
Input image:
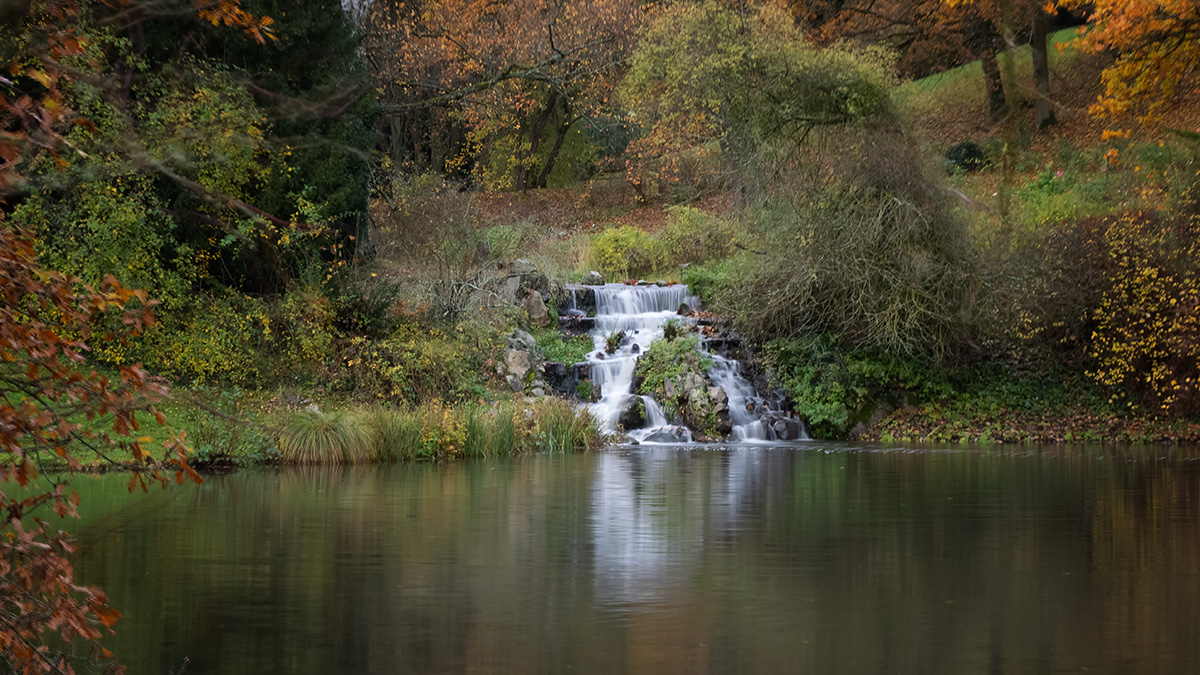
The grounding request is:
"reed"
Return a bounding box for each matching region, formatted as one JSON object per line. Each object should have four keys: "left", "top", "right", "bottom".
{"left": 367, "top": 407, "right": 425, "bottom": 461}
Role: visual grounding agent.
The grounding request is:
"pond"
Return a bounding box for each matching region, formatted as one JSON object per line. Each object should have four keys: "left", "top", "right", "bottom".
{"left": 71, "top": 443, "right": 1200, "bottom": 674}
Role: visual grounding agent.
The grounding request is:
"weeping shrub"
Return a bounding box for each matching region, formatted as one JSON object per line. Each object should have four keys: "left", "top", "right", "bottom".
{"left": 716, "top": 131, "right": 975, "bottom": 360}
{"left": 278, "top": 410, "right": 373, "bottom": 464}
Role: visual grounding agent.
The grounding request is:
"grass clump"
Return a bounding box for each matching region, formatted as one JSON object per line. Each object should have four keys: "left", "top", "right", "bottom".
{"left": 367, "top": 407, "right": 425, "bottom": 461}
{"left": 278, "top": 410, "right": 373, "bottom": 464}
{"left": 530, "top": 398, "right": 606, "bottom": 453}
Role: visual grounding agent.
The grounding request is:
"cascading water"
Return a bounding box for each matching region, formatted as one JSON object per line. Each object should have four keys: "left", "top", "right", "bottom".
{"left": 564, "top": 283, "right": 806, "bottom": 444}
{"left": 582, "top": 284, "right": 697, "bottom": 443}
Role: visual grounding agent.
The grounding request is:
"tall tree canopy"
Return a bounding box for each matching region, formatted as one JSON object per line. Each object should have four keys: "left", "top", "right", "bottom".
{"left": 362, "top": 0, "right": 642, "bottom": 189}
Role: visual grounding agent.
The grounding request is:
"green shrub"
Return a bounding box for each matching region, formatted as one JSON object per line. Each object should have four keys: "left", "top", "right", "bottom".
{"left": 278, "top": 410, "right": 373, "bottom": 464}
{"left": 591, "top": 226, "right": 663, "bottom": 279}
{"left": 681, "top": 258, "right": 737, "bottom": 304}
{"left": 660, "top": 206, "right": 737, "bottom": 263}
{"left": 766, "top": 334, "right": 951, "bottom": 438}
{"left": 635, "top": 335, "right": 713, "bottom": 416}
{"left": 337, "top": 324, "right": 494, "bottom": 404}
{"left": 535, "top": 330, "right": 593, "bottom": 364}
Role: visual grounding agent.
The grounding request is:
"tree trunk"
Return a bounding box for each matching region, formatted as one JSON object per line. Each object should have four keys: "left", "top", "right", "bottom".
{"left": 536, "top": 99, "right": 573, "bottom": 189}
{"left": 981, "top": 52, "right": 1007, "bottom": 122}
{"left": 518, "top": 90, "right": 558, "bottom": 192}
{"left": 1031, "top": 10, "right": 1056, "bottom": 129}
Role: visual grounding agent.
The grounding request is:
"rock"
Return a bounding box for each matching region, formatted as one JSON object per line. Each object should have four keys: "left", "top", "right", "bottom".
{"left": 498, "top": 275, "right": 522, "bottom": 304}
{"left": 509, "top": 259, "right": 538, "bottom": 275}
{"left": 531, "top": 387, "right": 546, "bottom": 397}
{"left": 504, "top": 349, "right": 532, "bottom": 380}
{"left": 677, "top": 302, "right": 690, "bottom": 315}
{"left": 559, "top": 315, "right": 596, "bottom": 336}
{"left": 585, "top": 270, "right": 605, "bottom": 285}
{"left": 525, "top": 290, "right": 552, "bottom": 327}
{"left": 663, "top": 378, "right": 677, "bottom": 400}
{"left": 507, "top": 329, "right": 537, "bottom": 352}
{"left": 684, "top": 386, "right": 713, "bottom": 434}
{"left": 305, "top": 403, "right": 320, "bottom": 413}
{"left": 715, "top": 409, "right": 732, "bottom": 436}
{"left": 655, "top": 280, "right": 667, "bottom": 287}
{"left": 682, "top": 372, "right": 706, "bottom": 397}
{"left": 643, "top": 428, "right": 689, "bottom": 443}
{"left": 631, "top": 344, "right": 640, "bottom": 354}
{"left": 506, "top": 374, "right": 524, "bottom": 393}
{"left": 708, "top": 386, "right": 727, "bottom": 405}
{"left": 618, "top": 396, "right": 645, "bottom": 431}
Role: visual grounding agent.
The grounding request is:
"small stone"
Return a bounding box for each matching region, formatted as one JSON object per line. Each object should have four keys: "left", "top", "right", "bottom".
{"left": 531, "top": 387, "right": 546, "bottom": 397}
{"left": 655, "top": 280, "right": 667, "bottom": 287}
{"left": 631, "top": 344, "right": 640, "bottom": 354}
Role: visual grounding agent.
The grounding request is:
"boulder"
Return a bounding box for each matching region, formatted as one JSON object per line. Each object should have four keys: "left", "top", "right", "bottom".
{"left": 618, "top": 396, "right": 645, "bottom": 431}
{"left": 663, "top": 378, "right": 677, "bottom": 400}
{"left": 498, "top": 275, "right": 522, "bottom": 304}
{"left": 505, "top": 374, "right": 524, "bottom": 393}
{"left": 584, "top": 271, "right": 605, "bottom": 286}
{"left": 504, "top": 349, "right": 532, "bottom": 380}
{"left": 684, "top": 386, "right": 713, "bottom": 435}
{"left": 682, "top": 372, "right": 706, "bottom": 397}
{"left": 643, "top": 428, "right": 690, "bottom": 443}
{"left": 507, "top": 329, "right": 537, "bottom": 353}
{"left": 708, "top": 386, "right": 727, "bottom": 405}
{"left": 509, "top": 259, "right": 538, "bottom": 275}
{"left": 525, "top": 290, "right": 552, "bottom": 327}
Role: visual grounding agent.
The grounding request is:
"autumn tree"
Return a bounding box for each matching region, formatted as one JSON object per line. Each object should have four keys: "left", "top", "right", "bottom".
{"left": 0, "top": 1, "right": 273, "bottom": 671}
{"left": 361, "top": 0, "right": 642, "bottom": 190}
{"left": 1058, "top": 0, "right": 1200, "bottom": 125}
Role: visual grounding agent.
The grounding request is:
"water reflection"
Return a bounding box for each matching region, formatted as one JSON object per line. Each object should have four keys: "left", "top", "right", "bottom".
{"left": 70, "top": 445, "right": 1200, "bottom": 674}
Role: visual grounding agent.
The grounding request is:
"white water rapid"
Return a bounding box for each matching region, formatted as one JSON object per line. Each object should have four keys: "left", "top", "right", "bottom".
{"left": 567, "top": 283, "right": 807, "bottom": 444}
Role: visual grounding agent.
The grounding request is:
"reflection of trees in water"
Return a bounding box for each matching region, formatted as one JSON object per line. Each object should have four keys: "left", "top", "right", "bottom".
{"left": 71, "top": 449, "right": 1200, "bottom": 675}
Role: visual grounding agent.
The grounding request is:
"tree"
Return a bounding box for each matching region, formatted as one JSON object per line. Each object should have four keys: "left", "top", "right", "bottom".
{"left": 1058, "top": 0, "right": 1200, "bottom": 124}
{"left": 621, "top": 1, "right": 895, "bottom": 196}
{"left": 0, "top": 1, "right": 267, "bottom": 671}
{"left": 361, "top": 0, "right": 641, "bottom": 190}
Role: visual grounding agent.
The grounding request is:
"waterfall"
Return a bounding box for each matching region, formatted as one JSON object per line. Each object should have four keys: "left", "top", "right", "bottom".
{"left": 567, "top": 282, "right": 806, "bottom": 444}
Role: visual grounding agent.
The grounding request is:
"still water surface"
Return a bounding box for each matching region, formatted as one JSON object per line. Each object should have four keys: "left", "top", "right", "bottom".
{"left": 71, "top": 444, "right": 1200, "bottom": 674}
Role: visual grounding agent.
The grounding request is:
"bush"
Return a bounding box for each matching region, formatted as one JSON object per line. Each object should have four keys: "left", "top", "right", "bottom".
{"left": 766, "top": 334, "right": 952, "bottom": 438}
{"left": 337, "top": 324, "right": 495, "bottom": 405}
{"left": 535, "top": 330, "right": 593, "bottom": 364}
{"left": 1087, "top": 211, "right": 1200, "bottom": 414}
{"left": 591, "top": 225, "right": 664, "bottom": 279}
{"left": 660, "top": 206, "right": 737, "bottom": 263}
{"left": 681, "top": 258, "right": 737, "bottom": 304}
{"left": 717, "top": 132, "right": 975, "bottom": 359}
